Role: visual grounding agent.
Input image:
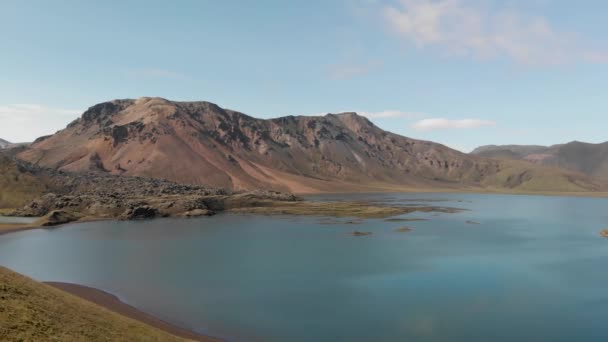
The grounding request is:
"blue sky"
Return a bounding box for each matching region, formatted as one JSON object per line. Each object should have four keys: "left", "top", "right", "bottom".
{"left": 1, "top": 0, "right": 607, "bottom": 151}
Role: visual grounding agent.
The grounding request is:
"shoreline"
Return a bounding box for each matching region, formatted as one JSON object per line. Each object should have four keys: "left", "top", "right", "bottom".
{"left": 298, "top": 187, "right": 608, "bottom": 198}
{"left": 2, "top": 189, "right": 608, "bottom": 237}
{"left": 45, "top": 282, "right": 221, "bottom": 342}
{"left": 0, "top": 216, "right": 109, "bottom": 236}
{"left": 3, "top": 191, "right": 607, "bottom": 340}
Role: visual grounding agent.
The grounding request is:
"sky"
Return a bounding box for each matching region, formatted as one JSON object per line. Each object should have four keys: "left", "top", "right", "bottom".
{"left": 1, "top": 0, "right": 608, "bottom": 152}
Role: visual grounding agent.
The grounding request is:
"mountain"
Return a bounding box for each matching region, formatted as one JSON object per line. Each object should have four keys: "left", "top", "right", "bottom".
{"left": 16, "top": 97, "right": 603, "bottom": 193}
{"left": 472, "top": 142, "right": 608, "bottom": 180}
{"left": 472, "top": 145, "right": 550, "bottom": 159}
{"left": 0, "top": 138, "right": 11, "bottom": 149}
{"left": 0, "top": 138, "right": 30, "bottom": 150}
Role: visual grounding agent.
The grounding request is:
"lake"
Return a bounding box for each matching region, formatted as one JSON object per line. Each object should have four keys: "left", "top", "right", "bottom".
{"left": 0, "top": 216, "right": 37, "bottom": 224}
{"left": 1, "top": 193, "right": 608, "bottom": 341}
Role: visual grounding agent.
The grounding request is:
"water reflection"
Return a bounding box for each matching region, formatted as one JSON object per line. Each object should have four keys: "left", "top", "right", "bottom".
{"left": 0, "top": 193, "right": 608, "bottom": 341}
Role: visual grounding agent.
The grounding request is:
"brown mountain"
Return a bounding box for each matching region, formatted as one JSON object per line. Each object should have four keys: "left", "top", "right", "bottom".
{"left": 16, "top": 97, "right": 603, "bottom": 193}
{"left": 472, "top": 142, "right": 608, "bottom": 180}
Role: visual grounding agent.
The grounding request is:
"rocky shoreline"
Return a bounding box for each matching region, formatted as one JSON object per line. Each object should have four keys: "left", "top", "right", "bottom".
{"left": 2, "top": 153, "right": 467, "bottom": 231}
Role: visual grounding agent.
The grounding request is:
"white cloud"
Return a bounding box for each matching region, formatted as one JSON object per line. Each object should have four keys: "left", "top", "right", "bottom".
{"left": 0, "top": 104, "right": 81, "bottom": 142}
{"left": 382, "top": 0, "right": 608, "bottom": 65}
{"left": 329, "top": 60, "right": 384, "bottom": 79}
{"left": 412, "top": 118, "right": 495, "bottom": 131}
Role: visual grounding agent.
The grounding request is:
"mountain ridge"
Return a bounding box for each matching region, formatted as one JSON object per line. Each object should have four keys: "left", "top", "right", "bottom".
{"left": 0, "top": 138, "right": 11, "bottom": 149}
{"left": 472, "top": 141, "right": 608, "bottom": 180}
{"left": 16, "top": 97, "right": 604, "bottom": 194}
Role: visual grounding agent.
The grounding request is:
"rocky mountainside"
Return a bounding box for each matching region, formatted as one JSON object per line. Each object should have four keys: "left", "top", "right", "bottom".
{"left": 0, "top": 153, "right": 303, "bottom": 225}
{"left": 16, "top": 97, "right": 604, "bottom": 193}
{"left": 0, "top": 154, "right": 442, "bottom": 224}
{"left": 0, "top": 138, "right": 11, "bottom": 149}
{"left": 472, "top": 142, "right": 608, "bottom": 180}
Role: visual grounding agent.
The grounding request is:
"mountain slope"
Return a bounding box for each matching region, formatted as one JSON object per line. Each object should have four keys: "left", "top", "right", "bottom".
{"left": 0, "top": 266, "right": 199, "bottom": 341}
{"left": 17, "top": 97, "right": 603, "bottom": 193}
{"left": 472, "top": 142, "right": 608, "bottom": 180}
{"left": 0, "top": 138, "right": 11, "bottom": 149}
{"left": 0, "top": 154, "right": 51, "bottom": 208}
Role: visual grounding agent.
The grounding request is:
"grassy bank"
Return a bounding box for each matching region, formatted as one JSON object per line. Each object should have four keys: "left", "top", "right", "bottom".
{"left": 0, "top": 266, "right": 209, "bottom": 341}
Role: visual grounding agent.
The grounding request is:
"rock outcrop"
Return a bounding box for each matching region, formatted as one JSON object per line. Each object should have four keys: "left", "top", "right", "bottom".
{"left": 352, "top": 231, "right": 372, "bottom": 237}
{"left": 1, "top": 153, "right": 301, "bottom": 220}
{"left": 38, "top": 210, "right": 79, "bottom": 227}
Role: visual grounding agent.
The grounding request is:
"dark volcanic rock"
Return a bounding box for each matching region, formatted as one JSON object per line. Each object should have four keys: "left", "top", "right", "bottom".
{"left": 352, "top": 231, "right": 372, "bottom": 237}
{"left": 123, "top": 206, "right": 160, "bottom": 220}
{"left": 1, "top": 153, "right": 304, "bottom": 223}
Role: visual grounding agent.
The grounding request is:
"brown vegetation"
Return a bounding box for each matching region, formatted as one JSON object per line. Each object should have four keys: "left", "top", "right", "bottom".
{"left": 0, "top": 266, "right": 207, "bottom": 341}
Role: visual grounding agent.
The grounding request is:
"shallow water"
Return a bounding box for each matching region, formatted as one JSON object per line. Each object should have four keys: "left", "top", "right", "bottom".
{"left": 1, "top": 193, "right": 608, "bottom": 341}
{"left": 0, "top": 215, "right": 37, "bottom": 224}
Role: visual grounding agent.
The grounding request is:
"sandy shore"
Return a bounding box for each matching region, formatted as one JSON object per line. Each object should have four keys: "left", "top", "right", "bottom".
{"left": 0, "top": 216, "right": 113, "bottom": 236}
{"left": 0, "top": 223, "right": 38, "bottom": 235}
{"left": 45, "top": 282, "right": 221, "bottom": 342}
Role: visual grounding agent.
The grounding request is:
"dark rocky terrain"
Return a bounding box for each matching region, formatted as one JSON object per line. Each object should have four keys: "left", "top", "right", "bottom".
{"left": 2, "top": 153, "right": 442, "bottom": 228}
{"left": 0, "top": 153, "right": 300, "bottom": 224}
{"left": 16, "top": 97, "right": 603, "bottom": 193}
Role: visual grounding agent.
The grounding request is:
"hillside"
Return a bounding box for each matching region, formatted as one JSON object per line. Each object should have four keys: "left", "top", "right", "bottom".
{"left": 0, "top": 154, "right": 51, "bottom": 208}
{"left": 16, "top": 97, "right": 604, "bottom": 193}
{"left": 0, "top": 138, "right": 11, "bottom": 149}
{"left": 472, "top": 142, "right": 608, "bottom": 180}
{"left": 2, "top": 154, "right": 422, "bottom": 226}
{"left": 472, "top": 145, "right": 550, "bottom": 159}
{"left": 0, "top": 266, "right": 201, "bottom": 341}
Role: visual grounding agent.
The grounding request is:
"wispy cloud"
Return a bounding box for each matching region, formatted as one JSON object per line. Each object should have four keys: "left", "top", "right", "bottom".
{"left": 382, "top": 0, "right": 608, "bottom": 65}
{"left": 329, "top": 60, "right": 384, "bottom": 79}
{"left": 412, "top": 118, "right": 495, "bottom": 131}
{"left": 0, "top": 104, "right": 81, "bottom": 142}
{"left": 128, "top": 68, "right": 187, "bottom": 80}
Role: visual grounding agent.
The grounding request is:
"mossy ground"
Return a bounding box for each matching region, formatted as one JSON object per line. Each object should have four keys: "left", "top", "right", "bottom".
{"left": 229, "top": 200, "right": 462, "bottom": 218}
{"left": 0, "top": 267, "right": 193, "bottom": 342}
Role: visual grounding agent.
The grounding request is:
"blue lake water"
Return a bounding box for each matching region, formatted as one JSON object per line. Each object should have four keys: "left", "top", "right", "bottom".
{"left": 1, "top": 193, "right": 608, "bottom": 341}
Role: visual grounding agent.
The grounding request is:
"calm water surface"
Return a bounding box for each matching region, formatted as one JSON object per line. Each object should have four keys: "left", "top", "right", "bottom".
{"left": 0, "top": 216, "right": 37, "bottom": 224}
{"left": 1, "top": 193, "right": 608, "bottom": 341}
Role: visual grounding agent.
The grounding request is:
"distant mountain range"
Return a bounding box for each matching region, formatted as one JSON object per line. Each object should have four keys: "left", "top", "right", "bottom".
{"left": 0, "top": 138, "right": 11, "bottom": 149}
{"left": 0, "top": 139, "right": 30, "bottom": 150}
{"left": 472, "top": 142, "right": 608, "bottom": 180}
{"left": 12, "top": 97, "right": 604, "bottom": 194}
